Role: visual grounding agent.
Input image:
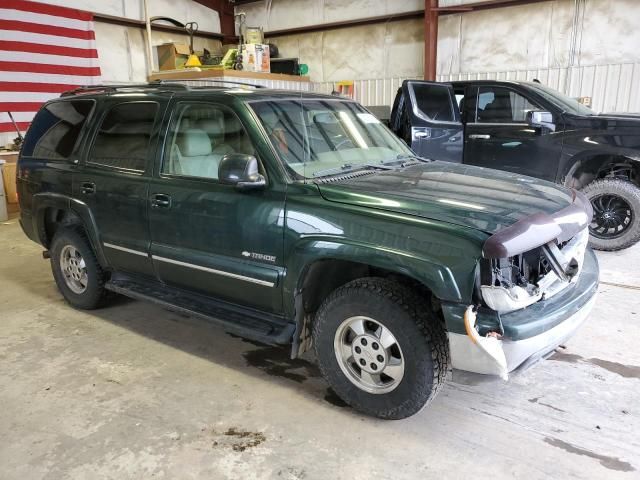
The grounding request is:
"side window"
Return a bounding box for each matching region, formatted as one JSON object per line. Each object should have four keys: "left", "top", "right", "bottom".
{"left": 409, "top": 83, "right": 455, "bottom": 122}
{"left": 89, "top": 102, "right": 158, "bottom": 171}
{"left": 162, "top": 103, "right": 254, "bottom": 180}
{"left": 475, "top": 87, "right": 540, "bottom": 123}
{"left": 22, "top": 100, "right": 94, "bottom": 159}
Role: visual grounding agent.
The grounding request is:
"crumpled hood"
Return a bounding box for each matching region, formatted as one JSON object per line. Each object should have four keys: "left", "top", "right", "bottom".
{"left": 316, "top": 162, "right": 576, "bottom": 234}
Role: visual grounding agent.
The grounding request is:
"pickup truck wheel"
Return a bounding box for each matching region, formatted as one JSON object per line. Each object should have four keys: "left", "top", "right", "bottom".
{"left": 50, "top": 228, "right": 109, "bottom": 310}
{"left": 582, "top": 179, "right": 640, "bottom": 251}
{"left": 313, "top": 278, "right": 449, "bottom": 419}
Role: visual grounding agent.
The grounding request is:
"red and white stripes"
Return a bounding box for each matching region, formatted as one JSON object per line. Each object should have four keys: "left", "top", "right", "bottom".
{"left": 0, "top": 0, "right": 101, "bottom": 137}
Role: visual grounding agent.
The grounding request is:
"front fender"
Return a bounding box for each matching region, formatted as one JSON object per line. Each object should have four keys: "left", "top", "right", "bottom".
{"left": 284, "top": 236, "right": 471, "bottom": 312}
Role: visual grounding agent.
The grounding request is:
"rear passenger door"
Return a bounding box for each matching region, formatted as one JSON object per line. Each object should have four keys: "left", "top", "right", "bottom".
{"left": 463, "top": 85, "right": 561, "bottom": 180}
{"left": 147, "top": 101, "right": 285, "bottom": 313}
{"left": 75, "top": 98, "right": 167, "bottom": 278}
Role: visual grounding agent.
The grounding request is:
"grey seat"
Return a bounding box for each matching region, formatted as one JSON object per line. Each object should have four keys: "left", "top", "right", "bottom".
{"left": 196, "top": 118, "right": 236, "bottom": 156}
{"left": 174, "top": 128, "right": 221, "bottom": 179}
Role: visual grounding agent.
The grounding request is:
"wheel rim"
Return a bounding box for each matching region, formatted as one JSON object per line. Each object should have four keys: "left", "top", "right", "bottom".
{"left": 60, "top": 245, "right": 88, "bottom": 294}
{"left": 589, "top": 194, "right": 633, "bottom": 240}
{"left": 334, "top": 316, "right": 405, "bottom": 394}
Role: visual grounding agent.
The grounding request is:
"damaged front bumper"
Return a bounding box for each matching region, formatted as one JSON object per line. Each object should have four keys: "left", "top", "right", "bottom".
{"left": 444, "top": 248, "right": 599, "bottom": 378}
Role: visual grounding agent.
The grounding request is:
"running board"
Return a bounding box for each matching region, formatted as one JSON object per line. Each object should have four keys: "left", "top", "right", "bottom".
{"left": 105, "top": 275, "right": 295, "bottom": 346}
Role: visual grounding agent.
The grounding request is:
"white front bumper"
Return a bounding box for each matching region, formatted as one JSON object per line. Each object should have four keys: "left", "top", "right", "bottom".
{"left": 448, "top": 295, "right": 597, "bottom": 376}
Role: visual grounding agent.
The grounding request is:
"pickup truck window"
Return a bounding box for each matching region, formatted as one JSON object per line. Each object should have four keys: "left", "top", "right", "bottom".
{"left": 525, "top": 82, "right": 595, "bottom": 115}
{"left": 89, "top": 102, "right": 158, "bottom": 172}
{"left": 22, "top": 99, "right": 94, "bottom": 160}
{"left": 410, "top": 83, "right": 455, "bottom": 122}
{"left": 250, "top": 99, "right": 412, "bottom": 179}
{"left": 476, "top": 87, "right": 540, "bottom": 123}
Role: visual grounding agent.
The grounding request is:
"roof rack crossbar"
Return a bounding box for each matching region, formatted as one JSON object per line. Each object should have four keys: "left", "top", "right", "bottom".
{"left": 150, "top": 78, "right": 266, "bottom": 89}
{"left": 60, "top": 83, "right": 189, "bottom": 97}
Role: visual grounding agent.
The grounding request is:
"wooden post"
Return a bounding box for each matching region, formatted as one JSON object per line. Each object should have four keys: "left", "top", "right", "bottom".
{"left": 424, "top": 0, "right": 438, "bottom": 81}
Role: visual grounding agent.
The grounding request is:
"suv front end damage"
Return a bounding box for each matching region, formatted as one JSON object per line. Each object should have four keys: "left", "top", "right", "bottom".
{"left": 446, "top": 190, "right": 599, "bottom": 378}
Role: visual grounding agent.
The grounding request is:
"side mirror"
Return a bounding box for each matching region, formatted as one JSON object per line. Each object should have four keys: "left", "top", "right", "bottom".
{"left": 218, "top": 154, "right": 266, "bottom": 190}
{"left": 527, "top": 110, "right": 555, "bottom": 132}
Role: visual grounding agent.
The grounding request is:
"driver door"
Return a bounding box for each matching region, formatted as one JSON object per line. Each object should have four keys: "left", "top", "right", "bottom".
{"left": 147, "top": 100, "right": 286, "bottom": 313}
{"left": 390, "top": 80, "right": 463, "bottom": 163}
{"left": 462, "top": 84, "right": 561, "bottom": 181}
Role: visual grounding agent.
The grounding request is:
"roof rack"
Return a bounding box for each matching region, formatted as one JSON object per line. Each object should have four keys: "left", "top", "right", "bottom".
{"left": 60, "top": 78, "right": 266, "bottom": 98}
{"left": 60, "top": 83, "right": 188, "bottom": 97}
{"left": 150, "top": 78, "right": 266, "bottom": 89}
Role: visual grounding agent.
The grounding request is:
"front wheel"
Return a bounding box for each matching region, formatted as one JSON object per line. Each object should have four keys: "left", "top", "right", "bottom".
{"left": 582, "top": 179, "right": 640, "bottom": 251}
{"left": 313, "top": 278, "right": 450, "bottom": 419}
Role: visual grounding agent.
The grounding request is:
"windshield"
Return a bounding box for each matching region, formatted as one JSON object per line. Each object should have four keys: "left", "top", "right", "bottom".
{"left": 525, "top": 83, "right": 595, "bottom": 116}
{"left": 249, "top": 98, "right": 414, "bottom": 179}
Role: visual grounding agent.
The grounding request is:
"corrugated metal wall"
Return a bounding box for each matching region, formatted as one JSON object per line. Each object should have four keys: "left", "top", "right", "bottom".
{"left": 312, "top": 62, "right": 640, "bottom": 114}
{"left": 313, "top": 77, "right": 420, "bottom": 110}
{"left": 437, "top": 63, "right": 640, "bottom": 113}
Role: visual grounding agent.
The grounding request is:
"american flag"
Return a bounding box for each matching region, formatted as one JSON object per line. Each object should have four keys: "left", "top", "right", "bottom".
{"left": 0, "top": 0, "right": 101, "bottom": 138}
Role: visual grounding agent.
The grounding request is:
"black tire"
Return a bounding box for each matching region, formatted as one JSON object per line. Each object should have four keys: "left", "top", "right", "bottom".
{"left": 312, "top": 278, "right": 449, "bottom": 420}
{"left": 50, "top": 228, "right": 109, "bottom": 309}
{"left": 582, "top": 179, "right": 640, "bottom": 251}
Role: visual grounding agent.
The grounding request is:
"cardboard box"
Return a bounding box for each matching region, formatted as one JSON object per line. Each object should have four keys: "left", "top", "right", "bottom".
{"left": 242, "top": 44, "right": 270, "bottom": 73}
{"left": 156, "top": 43, "right": 191, "bottom": 71}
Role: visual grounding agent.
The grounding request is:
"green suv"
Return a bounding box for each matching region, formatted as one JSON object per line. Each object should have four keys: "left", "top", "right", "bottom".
{"left": 17, "top": 82, "right": 598, "bottom": 419}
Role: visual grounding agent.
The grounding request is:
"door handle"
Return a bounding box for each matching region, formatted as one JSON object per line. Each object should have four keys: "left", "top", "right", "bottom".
{"left": 469, "top": 134, "right": 491, "bottom": 140}
{"left": 80, "top": 182, "right": 96, "bottom": 195}
{"left": 150, "top": 193, "right": 171, "bottom": 208}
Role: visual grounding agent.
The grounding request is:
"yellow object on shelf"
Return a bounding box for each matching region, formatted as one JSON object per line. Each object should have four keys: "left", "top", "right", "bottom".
{"left": 185, "top": 54, "right": 202, "bottom": 67}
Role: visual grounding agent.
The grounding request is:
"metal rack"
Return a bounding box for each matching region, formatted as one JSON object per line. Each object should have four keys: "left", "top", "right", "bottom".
{"left": 60, "top": 79, "right": 265, "bottom": 97}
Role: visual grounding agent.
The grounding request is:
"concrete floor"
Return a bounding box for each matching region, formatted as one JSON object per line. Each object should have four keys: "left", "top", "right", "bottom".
{"left": 1, "top": 216, "right": 639, "bottom": 480}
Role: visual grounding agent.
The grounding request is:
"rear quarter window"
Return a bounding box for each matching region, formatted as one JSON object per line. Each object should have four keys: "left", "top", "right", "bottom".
{"left": 21, "top": 100, "right": 95, "bottom": 159}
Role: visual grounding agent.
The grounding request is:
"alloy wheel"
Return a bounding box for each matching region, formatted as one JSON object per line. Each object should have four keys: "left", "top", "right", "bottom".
{"left": 590, "top": 194, "right": 633, "bottom": 239}
{"left": 60, "top": 245, "right": 88, "bottom": 294}
{"left": 334, "top": 316, "right": 405, "bottom": 394}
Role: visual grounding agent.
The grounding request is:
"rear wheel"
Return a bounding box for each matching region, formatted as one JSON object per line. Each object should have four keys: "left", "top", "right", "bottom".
{"left": 50, "top": 228, "right": 110, "bottom": 309}
{"left": 313, "top": 278, "right": 449, "bottom": 419}
{"left": 582, "top": 179, "right": 640, "bottom": 251}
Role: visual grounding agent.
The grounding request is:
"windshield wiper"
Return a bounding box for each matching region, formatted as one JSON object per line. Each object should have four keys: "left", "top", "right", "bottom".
{"left": 387, "top": 154, "right": 432, "bottom": 167}
{"left": 312, "top": 163, "right": 394, "bottom": 178}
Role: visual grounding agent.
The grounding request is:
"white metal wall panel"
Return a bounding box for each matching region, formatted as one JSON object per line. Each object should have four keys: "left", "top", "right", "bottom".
{"left": 180, "top": 78, "right": 311, "bottom": 90}
{"left": 313, "top": 77, "right": 421, "bottom": 109}
{"left": 311, "top": 63, "right": 640, "bottom": 114}
{"left": 437, "top": 63, "right": 640, "bottom": 113}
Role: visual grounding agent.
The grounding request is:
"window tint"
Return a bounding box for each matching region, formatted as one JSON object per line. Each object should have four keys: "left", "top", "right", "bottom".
{"left": 163, "top": 103, "right": 254, "bottom": 180}
{"left": 476, "top": 87, "right": 540, "bottom": 123}
{"left": 22, "top": 100, "right": 94, "bottom": 159}
{"left": 409, "top": 83, "right": 455, "bottom": 122}
{"left": 89, "top": 102, "right": 158, "bottom": 171}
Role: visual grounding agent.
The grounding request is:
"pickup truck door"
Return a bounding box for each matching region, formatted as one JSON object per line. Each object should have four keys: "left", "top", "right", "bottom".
{"left": 462, "top": 84, "right": 562, "bottom": 181}
{"left": 147, "top": 100, "right": 285, "bottom": 313}
{"left": 390, "top": 80, "right": 463, "bottom": 163}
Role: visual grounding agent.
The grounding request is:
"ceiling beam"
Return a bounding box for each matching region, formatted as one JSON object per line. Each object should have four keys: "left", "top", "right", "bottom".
{"left": 261, "top": 0, "right": 551, "bottom": 37}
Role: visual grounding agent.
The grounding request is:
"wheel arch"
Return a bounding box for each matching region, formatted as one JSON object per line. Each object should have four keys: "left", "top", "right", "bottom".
{"left": 563, "top": 153, "right": 640, "bottom": 190}
{"left": 286, "top": 238, "right": 469, "bottom": 357}
{"left": 32, "top": 193, "right": 109, "bottom": 268}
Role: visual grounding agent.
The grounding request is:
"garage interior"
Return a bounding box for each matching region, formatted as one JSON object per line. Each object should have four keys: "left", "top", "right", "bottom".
{"left": 1, "top": 0, "right": 639, "bottom": 478}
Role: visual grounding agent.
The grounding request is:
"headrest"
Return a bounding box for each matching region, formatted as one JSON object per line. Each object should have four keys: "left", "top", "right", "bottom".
{"left": 196, "top": 118, "right": 224, "bottom": 136}
{"left": 176, "top": 128, "right": 212, "bottom": 157}
{"left": 224, "top": 115, "right": 244, "bottom": 134}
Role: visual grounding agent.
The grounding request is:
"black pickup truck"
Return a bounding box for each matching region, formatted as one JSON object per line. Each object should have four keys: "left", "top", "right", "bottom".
{"left": 389, "top": 80, "right": 640, "bottom": 251}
